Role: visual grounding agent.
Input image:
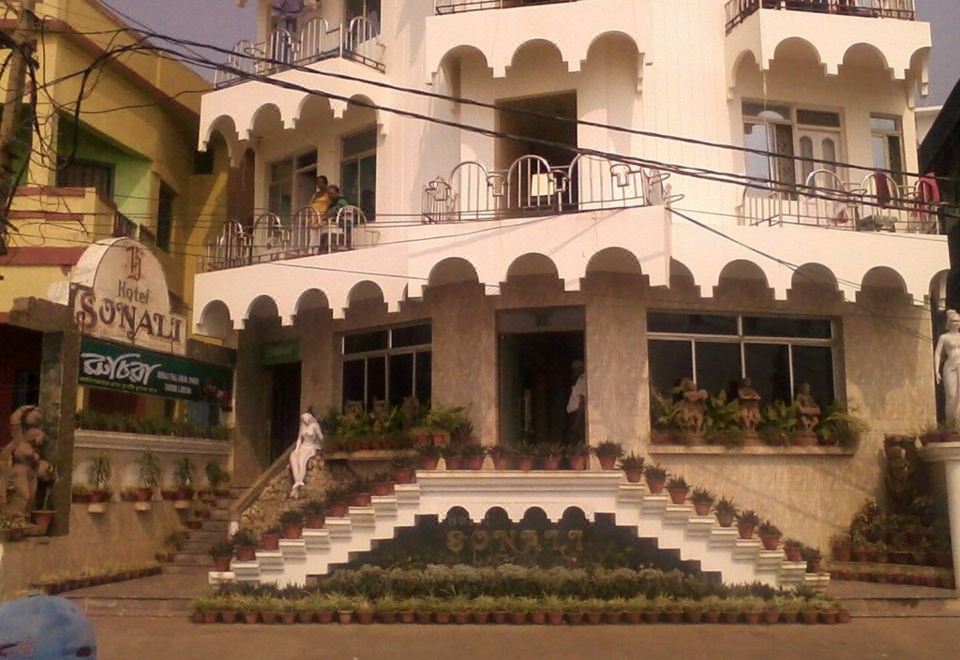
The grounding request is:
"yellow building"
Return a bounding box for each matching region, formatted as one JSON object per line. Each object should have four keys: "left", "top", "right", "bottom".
{"left": 0, "top": 0, "right": 231, "bottom": 443}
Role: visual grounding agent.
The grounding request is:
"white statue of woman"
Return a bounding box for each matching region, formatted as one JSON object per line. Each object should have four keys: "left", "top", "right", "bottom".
{"left": 289, "top": 411, "right": 323, "bottom": 498}
{"left": 934, "top": 309, "right": 960, "bottom": 426}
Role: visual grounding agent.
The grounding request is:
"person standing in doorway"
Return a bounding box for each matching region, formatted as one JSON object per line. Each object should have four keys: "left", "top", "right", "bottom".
{"left": 566, "top": 359, "right": 586, "bottom": 445}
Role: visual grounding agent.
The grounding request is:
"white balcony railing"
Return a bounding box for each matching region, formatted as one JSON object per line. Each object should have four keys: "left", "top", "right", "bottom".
{"left": 725, "top": 0, "right": 916, "bottom": 32}
{"left": 203, "top": 205, "right": 379, "bottom": 272}
{"left": 422, "top": 154, "right": 680, "bottom": 223}
{"left": 739, "top": 170, "right": 942, "bottom": 234}
{"left": 214, "top": 17, "right": 384, "bottom": 88}
{"left": 435, "top": 0, "right": 576, "bottom": 15}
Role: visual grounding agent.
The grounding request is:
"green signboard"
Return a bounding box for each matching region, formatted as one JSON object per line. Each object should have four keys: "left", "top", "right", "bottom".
{"left": 79, "top": 336, "right": 233, "bottom": 402}
{"left": 261, "top": 339, "right": 300, "bottom": 366}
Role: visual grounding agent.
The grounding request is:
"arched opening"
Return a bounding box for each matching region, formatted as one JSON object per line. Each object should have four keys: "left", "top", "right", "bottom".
{"left": 246, "top": 294, "right": 280, "bottom": 321}
{"left": 198, "top": 300, "right": 233, "bottom": 338}
{"left": 428, "top": 257, "right": 481, "bottom": 289}
{"left": 347, "top": 280, "right": 386, "bottom": 308}
{"left": 505, "top": 253, "right": 560, "bottom": 283}
{"left": 295, "top": 288, "right": 330, "bottom": 319}
{"left": 860, "top": 266, "right": 907, "bottom": 296}
{"left": 790, "top": 263, "right": 840, "bottom": 299}
{"left": 716, "top": 259, "right": 771, "bottom": 298}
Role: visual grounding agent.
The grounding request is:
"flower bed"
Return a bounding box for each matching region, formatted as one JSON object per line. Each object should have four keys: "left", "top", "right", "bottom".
{"left": 829, "top": 564, "right": 955, "bottom": 589}
{"left": 76, "top": 410, "right": 231, "bottom": 441}
{"left": 31, "top": 562, "right": 162, "bottom": 595}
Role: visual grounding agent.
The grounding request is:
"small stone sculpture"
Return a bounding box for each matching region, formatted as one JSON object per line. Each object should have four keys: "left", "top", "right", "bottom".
{"left": 676, "top": 377, "right": 708, "bottom": 436}
{"left": 2, "top": 406, "right": 52, "bottom": 518}
{"left": 738, "top": 378, "right": 762, "bottom": 440}
{"left": 934, "top": 309, "right": 960, "bottom": 426}
{"left": 794, "top": 383, "right": 821, "bottom": 437}
{"left": 289, "top": 411, "right": 324, "bottom": 499}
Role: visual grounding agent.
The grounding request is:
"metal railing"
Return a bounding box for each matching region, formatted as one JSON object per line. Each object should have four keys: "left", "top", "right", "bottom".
{"left": 203, "top": 205, "right": 379, "bottom": 272}
{"left": 422, "top": 154, "right": 680, "bottom": 223}
{"left": 435, "top": 0, "right": 576, "bottom": 14}
{"left": 215, "top": 17, "right": 385, "bottom": 88}
{"left": 739, "top": 170, "right": 942, "bottom": 234}
{"left": 112, "top": 212, "right": 136, "bottom": 238}
{"left": 725, "top": 0, "right": 915, "bottom": 32}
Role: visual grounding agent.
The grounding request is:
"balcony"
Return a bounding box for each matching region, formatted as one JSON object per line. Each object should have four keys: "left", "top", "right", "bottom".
{"left": 422, "top": 154, "right": 679, "bottom": 223}
{"left": 435, "top": 0, "right": 575, "bottom": 14}
{"left": 739, "top": 170, "right": 943, "bottom": 234}
{"left": 203, "top": 205, "right": 378, "bottom": 272}
{"left": 214, "top": 17, "right": 384, "bottom": 88}
{"left": 725, "top": 0, "right": 916, "bottom": 33}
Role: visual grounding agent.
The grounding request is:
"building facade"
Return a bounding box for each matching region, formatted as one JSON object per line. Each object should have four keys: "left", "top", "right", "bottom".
{"left": 196, "top": 0, "right": 943, "bottom": 551}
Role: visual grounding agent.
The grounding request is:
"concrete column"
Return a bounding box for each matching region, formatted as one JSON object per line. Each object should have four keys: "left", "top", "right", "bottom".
{"left": 38, "top": 330, "right": 79, "bottom": 535}
{"left": 920, "top": 442, "right": 960, "bottom": 590}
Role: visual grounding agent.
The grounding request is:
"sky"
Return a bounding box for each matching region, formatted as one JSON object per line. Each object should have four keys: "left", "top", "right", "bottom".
{"left": 103, "top": 0, "right": 959, "bottom": 106}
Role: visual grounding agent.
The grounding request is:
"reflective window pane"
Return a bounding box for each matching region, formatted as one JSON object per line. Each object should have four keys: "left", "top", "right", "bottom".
{"left": 792, "top": 345, "right": 835, "bottom": 410}
{"left": 695, "top": 342, "right": 742, "bottom": 398}
{"left": 367, "top": 356, "right": 386, "bottom": 409}
{"left": 392, "top": 324, "right": 431, "bottom": 348}
{"left": 744, "top": 344, "right": 792, "bottom": 404}
{"left": 648, "top": 340, "right": 693, "bottom": 395}
{"left": 342, "top": 359, "right": 365, "bottom": 409}
{"left": 389, "top": 353, "right": 414, "bottom": 407}
{"left": 415, "top": 351, "right": 432, "bottom": 407}
{"left": 647, "top": 313, "right": 737, "bottom": 335}
{"left": 344, "top": 330, "right": 389, "bottom": 354}
{"left": 742, "top": 317, "right": 832, "bottom": 339}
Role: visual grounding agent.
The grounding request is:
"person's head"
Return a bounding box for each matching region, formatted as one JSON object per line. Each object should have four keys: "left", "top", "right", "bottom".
{"left": 327, "top": 184, "right": 341, "bottom": 201}
{"left": 571, "top": 359, "right": 584, "bottom": 376}
{"left": 316, "top": 175, "right": 328, "bottom": 191}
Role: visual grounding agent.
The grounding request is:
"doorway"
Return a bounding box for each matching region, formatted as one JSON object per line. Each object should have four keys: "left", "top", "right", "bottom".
{"left": 269, "top": 362, "right": 301, "bottom": 463}
{"left": 498, "top": 307, "right": 585, "bottom": 448}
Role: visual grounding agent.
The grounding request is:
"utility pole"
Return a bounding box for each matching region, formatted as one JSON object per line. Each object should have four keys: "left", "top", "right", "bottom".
{"left": 0, "top": 0, "right": 37, "bottom": 256}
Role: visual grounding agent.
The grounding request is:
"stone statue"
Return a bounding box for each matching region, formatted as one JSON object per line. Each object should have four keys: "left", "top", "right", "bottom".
{"left": 794, "top": 383, "right": 821, "bottom": 437}
{"left": 676, "top": 377, "right": 708, "bottom": 436}
{"left": 737, "top": 378, "right": 762, "bottom": 439}
{"left": 934, "top": 309, "right": 960, "bottom": 427}
{"left": 2, "top": 406, "right": 52, "bottom": 519}
{"left": 289, "top": 411, "right": 324, "bottom": 499}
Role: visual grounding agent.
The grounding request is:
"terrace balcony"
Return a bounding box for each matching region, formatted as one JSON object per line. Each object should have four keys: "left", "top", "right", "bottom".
{"left": 434, "top": 0, "right": 576, "bottom": 14}
{"left": 739, "top": 170, "right": 943, "bottom": 234}
{"left": 725, "top": 0, "right": 916, "bottom": 33}
{"left": 214, "top": 16, "right": 383, "bottom": 88}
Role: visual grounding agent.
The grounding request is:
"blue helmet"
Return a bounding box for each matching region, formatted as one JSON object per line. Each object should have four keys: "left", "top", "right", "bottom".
{"left": 0, "top": 595, "right": 97, "bottom": 659}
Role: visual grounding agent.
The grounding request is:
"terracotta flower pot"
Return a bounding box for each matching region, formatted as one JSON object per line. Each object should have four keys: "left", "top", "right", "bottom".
{"left": 650, "top": 430, "right": 673, "bottom": 445}
{"left": 683, "top": 609, "right": 703, "bottom": 624}
{"left": 297, "top": 611, "right": 314, "bottom": 624}
{"left": 444, "top": 456, "right": 463, "bottom": 470}
{"left": 201, "top": 611, "right": 219, "bottom": 624}
{"left": 372, "top": 481, "right": 395, "bottom": 496}
{"left": 722, "top": 611, "right": 740, "bottom": 624}
{"left": 785, "top": 546, "right": 803, "bottom": 562}
{"left": 585, "top": 611, "right": 603, "bottom": 625}
{"left": 801, "top": 610, "right": 820, "bottom": 625}
{"left": 235, "top": 546, "right": 256, "bottom": 562}
{"left": 453, "top": 611, "right": 470, "bottom": 625}
{"left": 836, "top": 610, "right": 851, "bottom": 624}
{"left": 624, "top": 468, "right": 643, "bottom": 483}
{"left": 568, "top": 454, "right": 588, "bottom": 471}
{"left": 242, "top": 611, "right": 259, "bottom": 625}
{"left": 646, "top": 477, "right": 666, "bottom": 495}
{"left": 398, "top": 611, "right": 415, "bottom": 624}
{"left": 820, "top": 611, "right": 837, "bottom": 625}
{"left": 529, "top": 610, "right": 547, "bottom": 625}
{"left": 760, "top": 534, "right": 781, "bottom": 551}
{"left": 415, "top": 610, "right": 433, "bottom": 624}
{"left": 464, "top": 456, "right": 485, "bottom": 471}
{"left": 624, "top": 611, "right": 642, "bottom": 624}
{"left": 419, "top": 455, "right": 440, "bottom": 470}
{"left": 349, "top": 492, "right": 371, "bottom": 507}
{"left": 716, "top": 512, "right": 735, "bottom": 528}
{"left": 337, "top": 611, "right": 354, "bottom": 624}
{"left": 357, "top": 611, "right": 375, "bottom": 625}
{"left": 833, "top": 543, "right": 852, "bottom": 562}
{"left": 781, "top": 611, "right": 798, "bottom": 624}
{"left": 547, "top": 610, "right": 565, "bottom": 625}
{"left": 305, "top": 513, "right": 326, "bottom": 529}
{"left": 603, "top": 611, "right": 623, "bottom": 624}
{"left": 565, "top": 611, "right": 585, "bottom": 625}
{"left": 703, "top": 611, "right": 722, "bottom": 624}
{"left": 213, "top": 555, "right": 232, "bottom": 572}
{"left": 491, "top": 455, "right": 511, "bottom": 470}
{"left": 641, "top": 611, "right": 660, "bottom": 623}
{"left": 665, "top": 610, "right": 683, "bottom": 624}
{"left": 134, "top": 487, "right": 153, "bottom": 503}
{"left": 284, "top": 524, "right": 304, "bottom": 540}
{"left": 542, "top": 456, "right": 562, "bottom": 471}
{"left": 260, "top": 533, "right": 280, "bottom": 551}
{"left": 743, "top": 611, "right": 762, "bottom": 625}
{"left": 693, "top": 501, "right": 712, "bottom": 516}
{"left": 327, "top": 503, "right": 348, "bottom": 517}
{"left": 737, "top": 524, "right": 755, "bottom": 540}
{"left": 281, "top": 612, "right": 297, "bottom": 625}
{"left": 434, "top": 612, "right": 451, "bottom": 624}
{"left": 509, "top": 611, "right": 528, "bottom": 625}
{"left": 491, "top": 611, "right": 509, "bottom": 624}
{"left": 472, "top": 611, "right": 490, "bottom": 625}
{"left": 514, "top": 456, "right": 535, "bottom": 472}
{"left": 261, "top": 611, "right": 280, "bottom": 624}
{"left": 394, "top": 467, "right": 415, "bottom": 484}
{"left": 31, "top": 511, "right": 55, "bottom": 535}
{"left": 597, "top": 455, "right": 617, "bottom": 470}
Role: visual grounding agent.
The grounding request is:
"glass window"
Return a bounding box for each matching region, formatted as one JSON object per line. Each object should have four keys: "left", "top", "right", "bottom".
{"left": 695, "top": 342, "right": 742, "bottom": 397}
{"left": 392, "top": 324, "right": 432, "bottom": 348}
{"left": 268, "top": 151, "right": 317, "bottom": 217}
{"left": 389, "top": 353, "right": 414, "bottom": 407}
{"left": 796, "top": 109, "right": 841, "bottom": 128}
{"left": 341, "top": 127, "right": 377, "bottom": 220}
{"left": 744, "top": 343, "right": 792, "bottom": 404}
{"left": 648, "top": 339, "right": 693, "bottom": 394}
{"left": 344, "top": 330, "right": 389, "bottom": 354}
{"left": 871, "top": 115, "right": 904, "bottom": 185}
{"left": 415, "top": 350, "right": 432, "bottom": 407}
{"left": 367, "top": 355, "right": 387, "bottom": 409}
{"left": 341, "top": 324, "right": 432, "bottom": 411}
{"left": 792, "top": 345, "right": 835, "bottom": 410}
{"left": 742, "top": 316, "right": 831, "bottom": 339}
{"left": 342, "top": 359, "right": 365, "bottom": 408}
{"left": 57, "top": 159, "right": 114, "bottom": 200}
{"left": 647, "top": 312, "right": 737, "bottom": 335}
{"left": 345, "top": 0, "right": 381, "bottom": 35}
{"left": 156, "top": 182, "right": 175, "bottom": 252}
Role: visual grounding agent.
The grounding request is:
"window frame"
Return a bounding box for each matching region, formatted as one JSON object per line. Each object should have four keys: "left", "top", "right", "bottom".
{"left": 870, "top": 113, "right": 905, "bottom": 185}
{"left": 341, "top": 322, "right": 431, "bottom": 410}
{"left": 646, "top": 311, "right": 839, "bottom": 404}
{"left": 340, "top": 126, "right": 378, "bottom": 220}
{"left": 267, "top": 149, "right": 318, "bottom": 218}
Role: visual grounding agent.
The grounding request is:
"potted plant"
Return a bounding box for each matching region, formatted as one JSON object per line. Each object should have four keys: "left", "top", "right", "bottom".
{"left": 700, "top": 596, "right": 723, "bottom": 624}
{"left": 538, "top": 443, "right": 563, "bottom": 471}
{"left": 86, "top": 454, "right": 112, "bottom": 504}
{"left": 512, "top": 444, "right": 536, "bottom": 472}
{"left": 759, "top": 401, "right": 797, "bottom": 447}
{"left": 783, "top": 538, "right": 804, "bottom": 562}
{"left": 619, "top": 452, "right": 645, "bottom": 483}
{"left": 713, "top": 497, "right": 737, "bottom": 527}
{"left": 542, "top": 595, "right": 566, "bottom": 625}
{"left": 703, "top": 391, "right": 743, "bottom": 447}
{"left": 324, "top": 485, "right": 350, "bottom": 517}
{"left": 471, "top": 595, "right": 495, "bottom": 625}
{"left": 819, "top": 403, "right": 869, "bottom": 448}
{"left": 831, "top": 533, "right": 853, "bottom": 562}
{"left": 71, "top": 485, "right": 92, "bottom": 504}
{"left": 205, "top": 461, "right": 231, "bottom": 497}
{"left": 758, "top": 520, "right": 782, "bottom": 551}
{"left": 737, "top": 510, "right": 761, "bottom": 540}
{"left": 279, "top": 509, "right": 304, "bottom": 540}
{"left": 691, "top": 487, "right": 715, "bottom": 516}
{"left": 441, "top": 444, "right": 463, "bottom": 470}
{"left": 593, "top": 440, "right": 623, "bottom": 470}
{"left": 417, "top": 443, "right": 442, "bottom": 470}
{"left": 302, "top": 499, "right": 326, "bottom": 529}
{"left": 623, "top": 596, "right": 647, "bottom": 625}
{"left": 260, "top": 525, "right": 282, "bottom": 551}
{"left": 650, "top": 388, "right": 679, "bottom": 444}
{"left": 371, "top": 472, "right": 396, "bottom": 496}
{"left": 644, "top": 464, "right": 668, "bottom": 494}
{"left": 665, "top": 476, "right": 689, "bottom": 505}
{"left": 396, "top": 598, "right": 418, "bottom": 624}
{"left": 487, "top": 446, "right": 512, "bottom": 471}
{"left": 565, "top": 444, "right": 590, "bottom": 471}
{"left": 231, "top": 529, "right": 257, "bottom": 561}
{"left": 173, "top": 456, "right": 195, "bottom": 505}
{"left": 355, "top": 599, "right": 375, "bottom": 625}
{"left": 741, "top": 596, "right": 765, "bottom": 625}
{"left": 802, "top": 546, "right": 823, "bottom": 573}
{"left": 457, "top": 443, "right": 483, "bottom": 470}
{"left": 376, "top": 595, "right": 399, "bottom": 624}
{"left": 209, "top": 540, "right": 234, "bottom": 572}
{"left": 134, "top": 451, "right": 161, "bottom": 503}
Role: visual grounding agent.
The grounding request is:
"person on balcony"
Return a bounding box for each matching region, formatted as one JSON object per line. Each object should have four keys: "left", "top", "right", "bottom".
{"left": 309, "top": 175, "right": 331, "bottom": 216}
{"left": 322, "top": 185, "right": 350, "bottom": 220}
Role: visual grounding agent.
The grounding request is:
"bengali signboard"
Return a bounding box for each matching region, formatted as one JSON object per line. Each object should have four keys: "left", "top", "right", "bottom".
{"left": 72, "top": 238, "right": 187, "bottom": 355}
{"left": 78, "top": 337, "right": 233, "bottom": 402}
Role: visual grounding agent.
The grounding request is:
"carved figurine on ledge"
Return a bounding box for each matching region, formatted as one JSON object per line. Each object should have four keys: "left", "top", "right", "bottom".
{"left": 737, "top": 378, "right": 762, "bottom": 441}
{"left": 795, "top": 382, "right": 821, "bottom": 438}
{"left": 934, "top": 309, "right": 960, "bottom": 427}
{"left": 676, "top": 377, "right": 708, "bottom": 438}
{"left": 289, "top": 410, "right": 324, "bottom": 499}
{"left": 2, "top": 405, "right": 53, "bottom": 519}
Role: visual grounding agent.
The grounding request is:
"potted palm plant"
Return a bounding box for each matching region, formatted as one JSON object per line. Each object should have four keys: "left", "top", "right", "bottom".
{"left": 417, "top": 443, "right": 442, "bottom": 470}
{"left": 391, "top": 456, "right": 416, "bottom": 484}
{"left": 758, "top": 520, "right": 782, "bottom": 551}
{"left": 644, "top": 464, "right": 668, "bottom": 494}
{"left": 134, "top": 451, "right": 161, "bottom": 505}
{"left": 665, "top": 476, "right": 689, "bottom": 505}
{"left": 302, "top": 498, "right": 326, "bottom": 529}
{"left": 714, "top": 497, "right": 738, "bottom": 527}
{"left": 173, "top": 456, "right": 195, "bottom": 507}
{"left": 441, "top": 444, "right": 463, "bottom": 470}
{"left": 231, "top": 529, "right": 257, "bottom": 561}
{"left": 783, "top": 538, "right": 804, "bottom": 562}
{"left": 279, "top": 509, "right": 304, "bottom": 540}
{"left": 650, "top": 388, "right": 679, "bottom": 444}
{"left": 87, "top": 454, "right": 112, "bottom": 512}
{"left": 260, "top": 524, "right": 282, "bottom": 551}
{"left": 619, "top": 452, "right": 645, "bottom": 483}
{"left": 462, "top": 443, "right": 486, "bottom": 470}
{"left": 593, "top": 440, "right": 624, "bottom": 470}
{"left": 205, "top": 461, "right": 231, "bottom": 497}
{"left": 737, "top": 509, "right": 761, "bottom": 540}
{"left": 565, "top": 443, "right": 590, "bottom": 471}
{"left": 539, "top": 443, "right": 564, "bottom": 471}
{"left": 690, "top": 487, "right": 715, "bottom": 516}
{"left": 487, "top": 446, "right": 512, "bottom": 471}
{"left": 210, "top": 540, "right": 234, "bottom": 572}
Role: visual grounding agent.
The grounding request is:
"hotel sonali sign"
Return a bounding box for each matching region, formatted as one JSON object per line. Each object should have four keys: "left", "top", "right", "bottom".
{"left": 72, "top": 238, "right": 187, "bottom": 355}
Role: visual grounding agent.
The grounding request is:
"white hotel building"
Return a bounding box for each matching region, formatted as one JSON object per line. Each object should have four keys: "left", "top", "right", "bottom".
{"left": 194, "top": 0, "right": 945, "bottom": 574}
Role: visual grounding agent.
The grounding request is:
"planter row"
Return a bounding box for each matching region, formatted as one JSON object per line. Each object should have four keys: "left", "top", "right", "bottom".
{"left": 194, "top": 609, "right": 851, "bottom": 626}
{"left": 831, "top": 570, "right": 955, "bottom": 589}
{"left": 33, "top": 565, "right": 163, "bottom": 595}
{"left": 835, "top": 551, "right": 953, "bottom": 568}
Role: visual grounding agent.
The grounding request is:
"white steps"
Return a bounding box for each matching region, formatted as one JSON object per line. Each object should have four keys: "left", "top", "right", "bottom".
{"left": 217, "top": 471, "right": 829, "bottom": 591}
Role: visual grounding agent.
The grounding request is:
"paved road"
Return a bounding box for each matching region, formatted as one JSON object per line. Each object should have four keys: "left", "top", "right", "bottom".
{"left": 91, "top": 617, "right": 960, "bottom": 660}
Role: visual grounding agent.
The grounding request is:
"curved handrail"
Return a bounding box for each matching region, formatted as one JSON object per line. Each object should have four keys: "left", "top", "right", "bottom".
{"left": 299, "top": 17, "right": 335, "bottom": 61}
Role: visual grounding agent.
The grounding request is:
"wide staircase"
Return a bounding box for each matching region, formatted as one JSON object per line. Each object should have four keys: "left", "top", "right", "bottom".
{"left": 66, "top": 491, "right": 239, "bottom": 617}
{"left": 217, "top": 471, "right": 829, "bottom": 592}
